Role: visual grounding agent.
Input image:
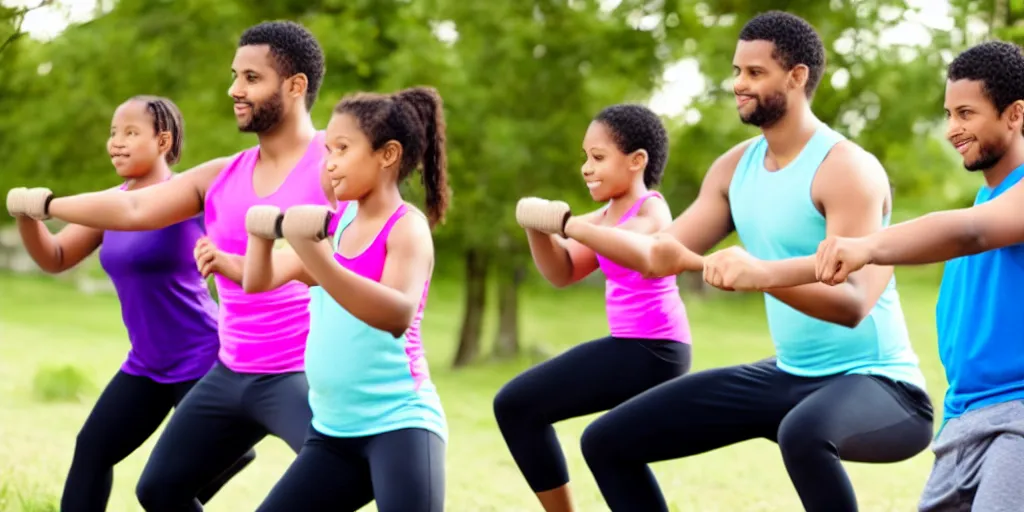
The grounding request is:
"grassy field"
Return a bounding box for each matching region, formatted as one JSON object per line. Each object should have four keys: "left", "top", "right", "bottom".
{"left": 0, "top": 266, "right": 951, "bottom": 512}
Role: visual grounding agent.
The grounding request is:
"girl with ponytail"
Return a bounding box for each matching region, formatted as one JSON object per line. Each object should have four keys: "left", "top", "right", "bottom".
{"left": 245, "top": 86, "right": 450, "bottom": 512}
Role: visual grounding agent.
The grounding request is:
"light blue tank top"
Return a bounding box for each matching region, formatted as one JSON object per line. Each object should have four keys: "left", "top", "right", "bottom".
{"left": 304, "top": 203, "right": 448, "bottom": 442}
{"left": 728, "top": 125, "right": 926, "bottom": 390}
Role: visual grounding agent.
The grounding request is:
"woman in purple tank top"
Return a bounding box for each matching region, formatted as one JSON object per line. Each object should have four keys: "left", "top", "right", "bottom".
{"left": 13, "top": 96, "right": 254, "bottom": 512}
{"left": 493, "top": 104, "right": 695, "bottom": 512}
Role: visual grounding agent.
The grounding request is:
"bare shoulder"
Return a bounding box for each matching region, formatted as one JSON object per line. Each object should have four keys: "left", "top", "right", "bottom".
{"left": 823, "top": 140, "right": 886, "bottom": 178}
{"left": 401, "top": 201, "right": 425, "bottom": 220}
{"left": 390, "top": 207, "right": 434, "bottom": 251}
{"left": 705, "top": 136, "right": 760, "bottom": 189}
{"left": 814, "top": 141, "right": 892, "bottom": 218}
{"left": 184, "top": 156, "right": 235, "bottom": 195}
{"left": 637, "top": 193, "right": 673, "bottom": 223}
{"left": 819, "top": 140, "right": 891, "bottom": 192}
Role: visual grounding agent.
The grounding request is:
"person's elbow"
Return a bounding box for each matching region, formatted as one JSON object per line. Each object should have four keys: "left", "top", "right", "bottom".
{"left": 241, "top": 273, "right": 269, "bottom": 294}
{"left": 37, "top": 260, "right": 65, "bottom": 275}
{"left": 383, "top": 302, "right": 418, "bottom": 338}
{"left": 539, "top": 266, "right": 575, "bottom": 289}
{"left": 836, "top": 301, "right": 870, "bottom": 328}
{"left": 834, "top": 286, "right": 873, "bottom": 328}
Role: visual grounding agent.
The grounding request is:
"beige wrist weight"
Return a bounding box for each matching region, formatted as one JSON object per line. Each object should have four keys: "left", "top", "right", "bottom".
{"left": 6, "top": 187, "right": 54, "bottom": 220}
{"left": 281, "top": 205, "right": 333, "bottom": 241}
{"left": 246, "top": 205, "right": 284, "bottom": 240}
{"left": 516, "top": 197, "right": 571, "bottom": 236}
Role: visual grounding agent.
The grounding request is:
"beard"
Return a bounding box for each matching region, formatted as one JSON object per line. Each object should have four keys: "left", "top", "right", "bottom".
{"left": 963, "top": 139, "right": 1005, "bottom": 172}
{"left": 237, "top": 90, "right": 285, "bottom": 133}
{"left": 739, "top": 90, "right": 788, "bottom": 128}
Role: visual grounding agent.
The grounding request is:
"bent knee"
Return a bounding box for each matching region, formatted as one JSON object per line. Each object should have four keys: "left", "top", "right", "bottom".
{"left": 492, "top": 381, "right": 533, "bottom": 423}
{"left": 776, "top": 414, "right": 830, "bottom": 456}
{"left": 580, "top": 416, "right": 621, "bottom": 462}
{"left": 135, "top": 474, "right": 166, "bottom": 508}
{"left": 135, "top": 465, "right": 192, "bottom": 508}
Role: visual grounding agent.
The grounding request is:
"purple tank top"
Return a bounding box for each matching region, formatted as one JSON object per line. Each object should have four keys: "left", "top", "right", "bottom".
{"left": 99, "top": 204, "right": 221, "bottom": 383}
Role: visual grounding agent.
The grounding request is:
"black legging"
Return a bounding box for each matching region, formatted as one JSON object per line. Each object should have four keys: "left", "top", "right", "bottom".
{"left": 493, "top": 336, "right": 691, "bottom": 493}
{"left": 61, "top": 370, "right": 256, "bottom": 512}
{"left": 256, "top": 426, "right": 446, "bottom": 512}
{"left": 581, "top": 357, "right": 935, "bottom": 512}
{"left": 135, "top": 362, "right": 312, "bottom": 511}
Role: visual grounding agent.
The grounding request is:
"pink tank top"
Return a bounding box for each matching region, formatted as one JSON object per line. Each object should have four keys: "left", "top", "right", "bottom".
{"left": 329, "top": 203, "right": 432, "bottom": 386}
{"left": 203, "top": 132, "right": 331, "bottom": 373}
{"left": 595, "top": 191, "right": 691, "bottom": 343}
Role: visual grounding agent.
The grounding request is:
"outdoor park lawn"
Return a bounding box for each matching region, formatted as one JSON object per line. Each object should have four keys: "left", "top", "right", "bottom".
{"left": 0, "top": 266, "right": 951, "bottom": 511}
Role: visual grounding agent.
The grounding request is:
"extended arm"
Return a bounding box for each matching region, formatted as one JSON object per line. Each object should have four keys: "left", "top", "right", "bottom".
{"left": 565, "top": 143, "right": 746, "bottom": 276}
{"left": 863, "top": 181, "right": 1024, "bottom": 264}
{"left": 46, "top": 158, "right": 228, "bottom": 231}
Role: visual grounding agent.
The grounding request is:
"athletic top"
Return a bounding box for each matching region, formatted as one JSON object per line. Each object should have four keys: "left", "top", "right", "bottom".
{"left": 936, "top": 163, "right": 1024, "bottom": 420}
{"left": 203, "top": 132, "right": 331, "bottom": 373}
{"left": 596, "top": 191, "right": 691, "bottom": 343}
{"left": 100, "top": 186, "right": 220, "bottom": 383}
{"left": 305, "top": 202, "right": 447, "bottom": 442}
{"left": 728, "top": 124, "right": 926, "bottom": 390}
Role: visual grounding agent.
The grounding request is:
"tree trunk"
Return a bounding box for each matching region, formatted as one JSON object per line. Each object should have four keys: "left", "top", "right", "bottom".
{"left": 492, "top": 262, "right": 524, "bottom": 359}
{"left": 994, "top": 0, "right": 1008, "bottom": 31}
{"left": 452, "top": 248, "right": 488, "bottom": 368}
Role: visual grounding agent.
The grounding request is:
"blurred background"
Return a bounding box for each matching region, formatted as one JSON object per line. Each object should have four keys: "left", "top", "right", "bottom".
{"left": 0, "top": 0, "right": 1016, "bottom": 510}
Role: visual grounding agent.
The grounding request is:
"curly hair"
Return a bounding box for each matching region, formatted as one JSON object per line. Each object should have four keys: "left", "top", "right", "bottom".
{"left": 239, "top": 21, "right": 326, "bottom": 110}
{"left": 947, "top": 40, "right": 1024, "bottom": 113}
{"left": 593, "top": 104, "right": 669, "bottom": 188}
{"left": 739, "top": 11, "right": 826, "bottom": 97}
{"left": 334, "top": 86, "right": 450, "bottom": 227}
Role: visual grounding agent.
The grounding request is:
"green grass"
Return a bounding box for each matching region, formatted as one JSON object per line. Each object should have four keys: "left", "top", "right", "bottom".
{"left": 0, "top": 267, "right": 950, "bottom": 511}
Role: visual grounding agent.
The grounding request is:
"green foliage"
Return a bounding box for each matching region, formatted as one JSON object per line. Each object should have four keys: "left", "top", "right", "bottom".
{"left": 0, "top": 0, "right": 1009, "bottom": 348}
{"left": 0, "top": 480, "right": 59, "bottom": 512}
{"left": 32, "top": 364, "right": 93, "bottom": 403}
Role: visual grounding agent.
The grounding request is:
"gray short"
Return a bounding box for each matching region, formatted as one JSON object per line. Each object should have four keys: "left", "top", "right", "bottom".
{"left": 918, "top": 399, "right": 1024, "bottom": 512}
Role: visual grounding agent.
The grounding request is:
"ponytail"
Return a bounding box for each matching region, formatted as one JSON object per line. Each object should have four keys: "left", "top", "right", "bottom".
{"left": 395, "top": 87, "right": 450, "bottom": 227}
{"left": 334, "top": 86, "right": 451, "bottom": 228}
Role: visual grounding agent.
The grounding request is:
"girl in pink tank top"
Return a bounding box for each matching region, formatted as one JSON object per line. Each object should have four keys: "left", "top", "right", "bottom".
{"left": 494, "top": 104, "right": 693, "bottom": 512}
{"left": 243, "top": 87, "right": 449, "bottom": 512}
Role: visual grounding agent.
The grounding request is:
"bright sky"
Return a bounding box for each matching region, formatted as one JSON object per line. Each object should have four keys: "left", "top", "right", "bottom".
{"left": 6, "top": 0, "right": 965, "bottom": 118}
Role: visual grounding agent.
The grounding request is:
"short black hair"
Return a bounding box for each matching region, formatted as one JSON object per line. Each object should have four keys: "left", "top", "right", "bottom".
{"left": 131, "top": 95, "right": 184, "bottom": 165}
{"left": 739, "top": 11, "right": 826, "bottom": 97}
{"left": 947, "top": 40, "right": 1024, "bottom": 113}
{"left": 238, "top": 21, "right": 325, "bottom": 110}
{"left": 593, "top": 104, "right": 669, "bottom": 188}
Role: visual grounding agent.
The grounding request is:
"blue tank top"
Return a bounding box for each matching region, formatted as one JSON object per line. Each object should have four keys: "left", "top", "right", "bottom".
{"left": 304, "top": 203, "right": 447, "bottom": 442}
{"left": 936, "top": 163, "right": 1024, "bottom": 420}
{"left": 728, "top": 125, "right": 926, "bottom": 390}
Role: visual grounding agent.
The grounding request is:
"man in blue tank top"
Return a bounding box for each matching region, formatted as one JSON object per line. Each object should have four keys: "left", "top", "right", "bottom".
{"left": 568, "top": 11, "right": 933, "bottom": 512}
{"left": 816, "top": 41, "right": 1024, "bottom": 512}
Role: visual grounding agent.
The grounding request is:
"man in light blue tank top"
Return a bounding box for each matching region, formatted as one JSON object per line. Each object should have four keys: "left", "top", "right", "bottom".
{"left": 816, "top": 41, "right": 1024, "bottom": 512}
{"left": 573, "top": 12, "right": 933, "bottom": 512}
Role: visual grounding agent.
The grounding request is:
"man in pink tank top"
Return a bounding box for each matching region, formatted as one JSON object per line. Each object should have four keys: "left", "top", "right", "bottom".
{"left": 7, "top": 21, "right": 330, "bottom": 511}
